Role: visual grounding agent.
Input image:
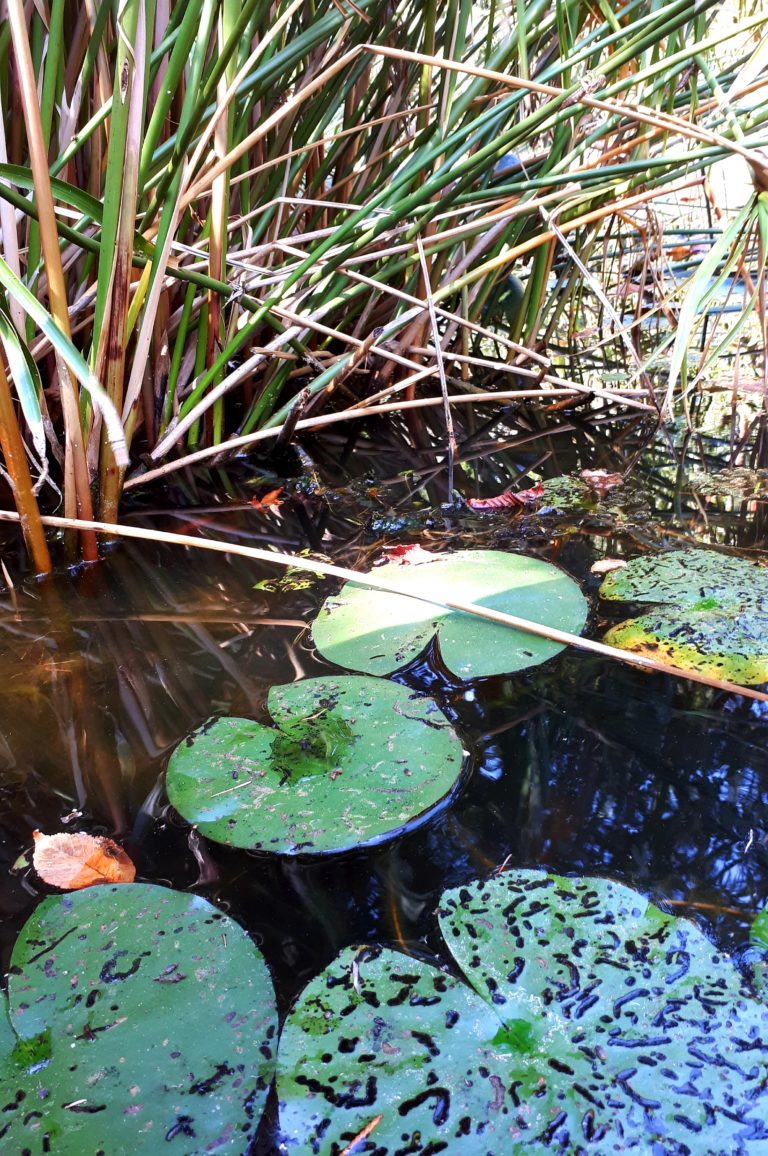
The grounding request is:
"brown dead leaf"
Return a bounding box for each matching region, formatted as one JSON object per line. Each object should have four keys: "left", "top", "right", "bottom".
{"left": 467, "top": 481, "right": 545, "bottom": 511}
{"left": 580, "top": 470, "right": 624, "bottom": 496}
{"left": 591, "top": 558, "right": 627, "bottom": 575}
{"left": 32, "top": 830, "right": 136, "bottom": 890}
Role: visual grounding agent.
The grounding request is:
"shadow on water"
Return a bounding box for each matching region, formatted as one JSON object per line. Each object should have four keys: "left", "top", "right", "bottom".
{"left": 1, "top": 424, "right": 767, "bottom": 1153}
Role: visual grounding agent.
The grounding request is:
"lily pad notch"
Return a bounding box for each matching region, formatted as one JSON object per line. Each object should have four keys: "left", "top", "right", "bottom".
{"left": 311, "top": 548, "right": 589, "bottom": 680}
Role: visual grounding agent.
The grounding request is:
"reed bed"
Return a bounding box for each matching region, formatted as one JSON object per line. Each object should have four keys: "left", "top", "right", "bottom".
{"left": 0, "top": 0, "right": 765, "bottom": 568}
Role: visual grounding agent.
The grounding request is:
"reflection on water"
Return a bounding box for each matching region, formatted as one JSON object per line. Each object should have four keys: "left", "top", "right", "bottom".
{"left": 0, "top": 453, "right": 767, "bottom": 1153}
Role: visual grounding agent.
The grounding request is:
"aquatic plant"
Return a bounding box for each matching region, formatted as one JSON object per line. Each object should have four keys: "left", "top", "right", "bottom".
{"left": 277, "top": 869, "right": 768, "bottom": 1153}
{"left": 313, "top": 549, "right": 588, "bottom": 679}
{"left": 0, "top": 1, "right": 765, "bottom": 564}
{"left": 166, "top": 675, "right": 464, "bottom": 853}
{"left": 0, "top": 884, "right": 277, "bottom": 1154}
{"left": 600, "top": 548, "right": 768, "bottom": 685}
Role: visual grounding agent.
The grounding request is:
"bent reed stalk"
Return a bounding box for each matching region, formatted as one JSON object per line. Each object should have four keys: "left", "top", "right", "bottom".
{"left": 0, "top": 508, "right": 766, "bottom": 707}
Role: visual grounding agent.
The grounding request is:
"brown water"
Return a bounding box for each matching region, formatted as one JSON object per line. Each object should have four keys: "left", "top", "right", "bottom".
{"left": 1, "top": 436, "right": 767, "bottom": 1152}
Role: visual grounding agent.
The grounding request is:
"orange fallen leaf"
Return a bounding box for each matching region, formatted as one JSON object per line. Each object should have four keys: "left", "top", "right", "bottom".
{"left": 32, "top": 830, "right": 136, "bottom": 890}
{"left": 249, "top": 487, "right": 284, "bottom": 510}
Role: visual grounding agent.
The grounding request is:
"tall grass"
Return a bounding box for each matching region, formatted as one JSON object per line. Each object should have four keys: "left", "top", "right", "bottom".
{"left": 0, "top": 0, "right": 766, "bottom": 568}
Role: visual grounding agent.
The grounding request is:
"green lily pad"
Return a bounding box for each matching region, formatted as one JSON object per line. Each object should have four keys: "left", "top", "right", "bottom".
{"left": 752, "top": 909, "right": 768, "bottom": 952}
{"left": 0, "top": 883, "right": 277, "bottom": 1155}
{"left": 166, "top": 675, "right": 464, "bottom": 854}
{"left": 599, "top": 548, "right": 768, "bottom": 685}
{"left": 604, "top": 605, "right": 768, "bottom": 683}
{"left": 277, "top": 870, "right": 768, "bottom": 1153}
{"left": 598, "top": 547, "right": 768, "bottom": 610}
{"left": 311, "top": 549, "right": 588, "bottom": 679}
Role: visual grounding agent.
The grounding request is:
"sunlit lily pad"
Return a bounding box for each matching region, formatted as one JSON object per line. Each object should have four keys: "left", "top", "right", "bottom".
{"left": 0, "top": 883, "right": 276, "bottom": 1155}
{"left": 277, "top": 870, "right": 768, "bottom": 1153}
{"left": 599, "top": 548, "right": 768, "bottom": 684}
{"left": 166, "top": 675, "right": 464, "bottom": 854}
{"left": 604, "top": 605, "right": 768, "bottom": 683}
{"left": 311, "top": 549, "right": 588, "bottom": 679}
{"left": 599, "top": 546, "right": 768, "bottom": 609}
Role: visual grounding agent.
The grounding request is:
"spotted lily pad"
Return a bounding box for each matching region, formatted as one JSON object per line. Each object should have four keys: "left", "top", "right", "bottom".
{"left": 599, "top": 547, "right": 768, "bottom": 608}
{"left": 277, "top": 870, "right": 768, "bottom": 1153}
{"left": 599, "top": 548, "right": 768, "bottom": 684}
{"left": 166, "top": 675, "right": 464, "bottom": 854}
{"left": 311, "top": 549, "right": 588, "bottom": 679}
{"left": 0, "top": 883, "right": 277, "bottom": 1155}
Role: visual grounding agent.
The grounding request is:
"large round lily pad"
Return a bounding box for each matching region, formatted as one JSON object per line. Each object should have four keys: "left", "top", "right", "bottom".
{"left": 0, "top": 883, "right": 277, "bottom": 1155}
{"left": 311, "top": 549, "right": 588, "bottom": 679}
{"left": 277, "top": 870, "right": 768, "bottom": 1153}
{"left": 599, "top": 548, "right": 768, "bottom": 684}
{"left": 166, "top": 675, "right": 464, "bottom": 854}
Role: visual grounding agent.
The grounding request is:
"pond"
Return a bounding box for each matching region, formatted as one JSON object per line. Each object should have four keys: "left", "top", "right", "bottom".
{"left": 1, "top": 424, "right": 768, "bottom": 1153}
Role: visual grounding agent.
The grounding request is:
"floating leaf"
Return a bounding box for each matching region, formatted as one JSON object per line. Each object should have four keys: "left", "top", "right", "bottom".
{"left": 752, "top": 909, "right": 768, "bottom": 951}
{"left": 580, "top": 468, "right": 623, "bottom": 496}
{"left": 600, "top": 548, "right": 768, "bottom": 684}
{"left": 312, "top": 549, "right": 587, "bottom": 679}
{"left": 166, "top": 675, "right": 464, "bottom": 854}
{"left": 378, "top": 543, "right": 435, "bottom": 564}
{"left": 599, "top": 547, "right": 768, "bottom": 609}
{"left": 538, "top": 474, "right": 596, "bottom": 511}
{"left": 467, "top": 481, "right": 544, "bottom": 510}
{"left": 590, "top": 557, "right": 626, "bottom": 575}
{"left": 0, "top": 883, "right": 277, "bottom": 1154}
{"left": 249, "top": 486, "right": 284, "bottom": 509}
{"left": 277, "top": 870, "right": 768, "bottom": 1153}
{"left": 32, "top": 829, "right": 136, "bottom": 889}
{"left": 604, "top": 605, "right": 768, "bottom": 684}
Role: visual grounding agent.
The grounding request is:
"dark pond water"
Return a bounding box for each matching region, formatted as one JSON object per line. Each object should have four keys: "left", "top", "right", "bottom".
{"left": 1, "top": 423, "right": 768, "bottom": 1152}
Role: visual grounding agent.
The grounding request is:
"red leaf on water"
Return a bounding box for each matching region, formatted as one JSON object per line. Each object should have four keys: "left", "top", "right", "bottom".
{"left": 468, "top": 481, "right": 545, "bottom": 511}
{"left": 378, "top": 544, "right": 435, "bottom": 565}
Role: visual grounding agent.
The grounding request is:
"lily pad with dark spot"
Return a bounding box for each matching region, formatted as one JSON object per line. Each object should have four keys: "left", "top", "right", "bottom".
{"left": 276, "top": 870, "right": 768, "bottom": 1153}
{"left": 604, "top": 605, "right": 768, "bottom": 684}
{"left": 312, "top": 549, "right": 588, "bottom": 680}
{"left": 598, "top": 546, "right": 768, "bottom": 610}
{"left": 0, "top": 883, "right": 277, "bottom": 1155}
{"left": 166, "top": 675, "right": 465, "bottom": 854}
{"left": 599, "top": 548, "right": 768, "bottom": 685}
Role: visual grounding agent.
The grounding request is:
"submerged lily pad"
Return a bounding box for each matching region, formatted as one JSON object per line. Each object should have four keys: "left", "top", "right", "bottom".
{"left": 277, "top": 870, "right": 768, "bottom": 1153}
{"left": 166, "top": 675, "right": 464, "bottom": 854}
{"left": 0, "top": 883, "right": 277, "bottom": 1155}
{"left": 599, "top": 548, "right": 768, "bottom": 684}
{"left": 311, "top": 549, "right": 588, "bottom": 679}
